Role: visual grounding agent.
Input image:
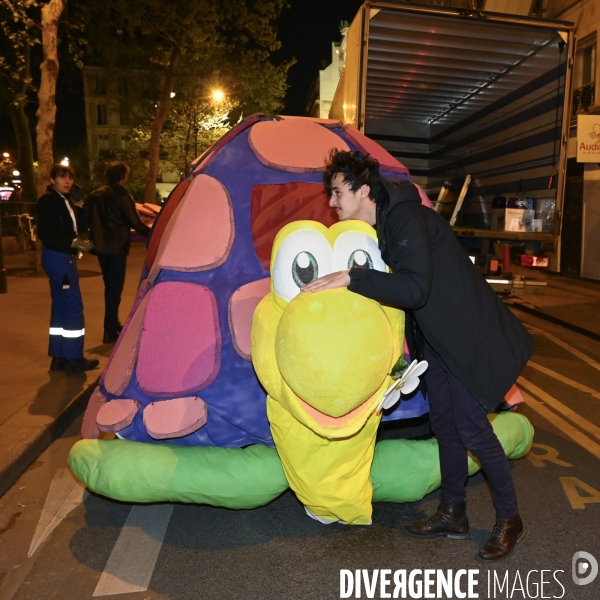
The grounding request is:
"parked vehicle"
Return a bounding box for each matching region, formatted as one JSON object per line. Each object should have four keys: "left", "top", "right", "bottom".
{"left": 330, "top": 1, "right": 574, "bottom": 274}
{"left": 15, "top": 214, "right": 37, "bottom": 252}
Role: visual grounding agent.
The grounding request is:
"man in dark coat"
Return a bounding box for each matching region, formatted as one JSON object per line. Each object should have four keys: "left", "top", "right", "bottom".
{"left": 84, "top": 162, "right": 151, "bottom": 344}
{"left": 303, "top": 150, "right": 534, "bottom": 562}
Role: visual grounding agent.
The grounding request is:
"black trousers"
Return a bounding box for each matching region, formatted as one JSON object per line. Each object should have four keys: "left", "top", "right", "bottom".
{"left": 424, "top": 342, "right": 518, "bottom": 519}
{"left": 97, "top": 253, "right": 127, "bottom": 335}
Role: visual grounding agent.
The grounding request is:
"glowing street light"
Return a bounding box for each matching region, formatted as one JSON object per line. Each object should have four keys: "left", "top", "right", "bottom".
{"left": 2, "top": 152, "right": 9, "bottom": 158}
{"left": 212, "top": 90, "right": 225, "bottom": 102}
{"left": 170, "top": 92, "right": 176, "bottom": 98}
{"left": 12, "top": 170, "right": 20, "bottom": 177}
{"left": 60, "top": 157, "right": 69, "bottom": 166}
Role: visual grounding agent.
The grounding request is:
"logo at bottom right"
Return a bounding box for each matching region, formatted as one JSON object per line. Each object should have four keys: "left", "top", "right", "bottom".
{"left": 572, "top": 551, "right": 598, "bottom": 586}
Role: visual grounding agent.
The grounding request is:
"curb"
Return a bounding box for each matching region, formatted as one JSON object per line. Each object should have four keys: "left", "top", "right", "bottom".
{"left": 0, "top": 377, "right": 98, "bottom": 499}
{"left": 504, "top": 300, "right": 600, "bottom": 343}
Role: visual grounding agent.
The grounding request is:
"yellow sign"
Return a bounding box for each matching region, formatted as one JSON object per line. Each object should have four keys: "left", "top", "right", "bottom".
{"left": 577, "top": 114, "right": 600, "bottom": 162}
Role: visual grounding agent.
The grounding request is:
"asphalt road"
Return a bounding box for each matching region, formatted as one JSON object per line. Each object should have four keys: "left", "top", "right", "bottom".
{"left": 0, "top": 309, "right": 599, "bottom": 600}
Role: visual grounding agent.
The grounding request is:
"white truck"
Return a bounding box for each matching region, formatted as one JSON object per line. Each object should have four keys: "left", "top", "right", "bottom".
{"left": 329, "top": 1, "right": 575, "bottom": 277}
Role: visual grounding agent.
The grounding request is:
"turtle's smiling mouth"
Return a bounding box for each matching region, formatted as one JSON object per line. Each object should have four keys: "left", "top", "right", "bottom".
{"left": 287, "top": 379, "right": 390, "bottom": 432}
{"left": 298, "top": 394, "right": 375, "bottom": 426}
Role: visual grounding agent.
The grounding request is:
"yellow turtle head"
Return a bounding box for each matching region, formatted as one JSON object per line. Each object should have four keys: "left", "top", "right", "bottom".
{"left": 251, "top": 220, "right": 404, "bottom": 439}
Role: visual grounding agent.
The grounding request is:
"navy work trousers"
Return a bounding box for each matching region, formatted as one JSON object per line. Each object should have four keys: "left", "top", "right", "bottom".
{"left": 97, "top": 253, "right": 127, "bottom": 335}
{"left": 424, "top": 342, "right": 518, "bottom": 519}
{"left": 42, "top": 247, "right": 85, "bottom": 360}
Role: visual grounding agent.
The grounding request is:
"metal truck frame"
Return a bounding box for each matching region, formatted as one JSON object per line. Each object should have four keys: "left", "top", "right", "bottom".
{"left": 330, "top": 0, "right": 575, "bottom": 273}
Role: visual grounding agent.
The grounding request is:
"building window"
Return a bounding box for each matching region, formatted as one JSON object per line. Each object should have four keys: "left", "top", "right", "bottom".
{"left": 98, "top": 134, "right": 109, "bottom": 152}
{"left": 573, "top": 35, "right": 596, "bottom": 117}
{"left": 120, "top": 135, "right": 131, "bottom": 150}
{"left": 95, "top": 74, "right": 106, "bottom": 95}
{"left": 118, "top": 77, "right": 128, "bottom": 95}
{"left": 119, "top": 105, "right": 129, "bottom": 126}
{"left": 96, "top": 104, "right": 108, "bottom": 125}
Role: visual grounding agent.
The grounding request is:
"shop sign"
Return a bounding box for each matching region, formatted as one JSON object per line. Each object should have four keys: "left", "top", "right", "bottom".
{"left": 577, "top": 115, "right": 600, "bottom": 162}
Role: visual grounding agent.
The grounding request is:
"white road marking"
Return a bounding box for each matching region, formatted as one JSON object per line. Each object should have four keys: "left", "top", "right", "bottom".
{"left": 28, "top": 469, "right": 87, "bottom": 557}
{"left": 529, "top": 329, "right": 600, "bottom": 372}
{"left": 524, "top": 324, "right": 544, "bottom": 334}
{"left": 93, "top": 504, "right": 173, "bottom": 596}
{"left": 519, "top": 377, "right": 600, "bottom": 441}
{"left": 520, "top": 390, "right": 600, "bottom": 461}
{"left": 526, "top": 360, "right": 600, "bottom": 400}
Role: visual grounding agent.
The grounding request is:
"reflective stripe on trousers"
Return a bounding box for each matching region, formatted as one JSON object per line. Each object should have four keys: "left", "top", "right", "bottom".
{"left": 42, "top": 246, "right": 85, "bottom": 360}
{"left": 49, "top": 327, "right": 86, "bottom": 338}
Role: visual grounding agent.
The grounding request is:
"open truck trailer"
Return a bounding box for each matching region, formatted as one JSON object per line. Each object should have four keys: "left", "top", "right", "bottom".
{"left": 329, "top": 0, "right": 574, "bottom": 287}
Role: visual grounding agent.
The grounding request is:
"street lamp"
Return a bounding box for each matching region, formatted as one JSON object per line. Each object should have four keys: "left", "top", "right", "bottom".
{"left": 60, "top": 157, "right": 69, "bottom": 166}
{"left": 12, "top": 170, "right": 20, "bottom": 177}
{"left": 170, "top": 92, "right": 176, "bottom": 98}
{"left": 212, "top": 90, "right": 225, "bottom": 102}
{"left": 2, "top": 152, "right": 9, "bottom": 158}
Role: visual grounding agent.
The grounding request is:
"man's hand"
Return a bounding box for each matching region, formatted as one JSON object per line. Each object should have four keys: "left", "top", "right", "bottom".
{"left": 301, "top": 269, "right": 351, "bottom": 293}
{"left": 71, "top": 239, "right": 94, "bottom": 253}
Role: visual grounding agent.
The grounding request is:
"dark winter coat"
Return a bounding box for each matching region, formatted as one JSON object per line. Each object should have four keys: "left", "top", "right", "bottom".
{"left": 347, "top": 177, "right": 534, "bottom": 412}
{"left": 84, "top": 183, "right": 150, "bottom": 255}
{"left": 37, "top": 187, "right": 78, "bottom": 254}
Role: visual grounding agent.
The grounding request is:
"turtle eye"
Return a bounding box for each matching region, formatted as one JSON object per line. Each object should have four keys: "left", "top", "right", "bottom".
{"left": 292, "top": 252, "right": 318, "bottom": 287}
{"left": 348, "top": 249, "right": 374, "bottom": 270}
{"left": 272, "top": 228, "right": 332, "bottom": 302}
{"left": 332, "top": 230, "right": 387, "bottom": 274}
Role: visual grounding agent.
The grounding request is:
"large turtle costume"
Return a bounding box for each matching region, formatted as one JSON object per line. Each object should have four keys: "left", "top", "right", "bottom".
{"left": 68, "top": 115, "right": 534, "bottom": 524}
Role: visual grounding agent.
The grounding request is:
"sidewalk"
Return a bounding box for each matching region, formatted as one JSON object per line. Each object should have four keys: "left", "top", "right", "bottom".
{"left": 0, "top": 244, "right": 147, "bottom": 497}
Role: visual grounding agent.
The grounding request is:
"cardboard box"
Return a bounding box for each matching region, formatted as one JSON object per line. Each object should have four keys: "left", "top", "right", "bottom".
{"left": 491, "top": 197, "right": 535, "bottom": 232}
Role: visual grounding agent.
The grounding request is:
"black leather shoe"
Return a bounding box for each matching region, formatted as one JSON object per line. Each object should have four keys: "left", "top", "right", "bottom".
{"left": 404, "top": 495, "right": 469, "bottom": 539}
{"left": 64, "top": 357, "right": 100, "bottom": 372}
{"left": 50, "top": 357, "right": 66, "bottom": 371}
{"left": 478, "top": 515, "right": 524, "bottom": 562}
{"left": 103, "top": 332, "right": 119, "bottom": 344}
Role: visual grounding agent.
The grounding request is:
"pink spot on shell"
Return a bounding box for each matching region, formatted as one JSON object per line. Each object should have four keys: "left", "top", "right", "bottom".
{"left": 149, "top": 174, "right": 234, "bottom": 283}
{"left": 96, "top": 399, "right": 140, "bottom": 432}
{"left": 248, "top": 119, "right": 350, "bottom": 172}
{"left": 136, "top": 281, "right": 221, "bottom": 396}
{"left": 414, "top": 183, "right": 434, "bottom": 209}
{"left": 504, "top": 384, "right": 524, "bottom": 407}
{"left": 229, "top": 278, "right": 271, "bottom": 360}
{"left": 143, "top": 396, "right": 208, "bottom": 440}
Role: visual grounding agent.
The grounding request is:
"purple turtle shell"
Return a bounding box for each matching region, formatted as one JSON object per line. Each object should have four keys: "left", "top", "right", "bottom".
{"left": 89, "top": 114, "right": 429, "bottom": 448}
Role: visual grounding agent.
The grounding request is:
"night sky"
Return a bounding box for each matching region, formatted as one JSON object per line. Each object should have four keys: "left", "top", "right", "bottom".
{"left": 0, "top": 0, "right": 366, "bottom": 160}
{"left": 275, "top": 0, "right": 365, "bottom": 115}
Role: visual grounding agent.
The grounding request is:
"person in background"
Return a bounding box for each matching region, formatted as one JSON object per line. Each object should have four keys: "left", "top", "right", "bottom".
{"left": 303, "top": 150, "right": 534, "bottom": 562}
{"left": 84, "top": 162, "right": 151, "bottom": 344}
{"left": 37, "top": 164, "right": 99, "bottom": 372}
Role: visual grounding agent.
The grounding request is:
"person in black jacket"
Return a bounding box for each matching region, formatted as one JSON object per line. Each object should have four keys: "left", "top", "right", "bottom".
{"left": 84, "top": 162, "right": 151, "bottom": 344}
{"left": 303, "top": 150, "right": 534, "bottom": 562}
{"left": 37, "top": 164, "right": 99, "bottom": 372}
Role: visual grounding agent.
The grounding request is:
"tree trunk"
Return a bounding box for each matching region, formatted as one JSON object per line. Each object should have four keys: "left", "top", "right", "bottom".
{"left": 10, "top": 105, "right": 36, "bottom": 207}
{"left": 10, "top": 44, "right": 36, "bottom": 210}
{"left": 143, "top": 46, "right": 180, "bottom": 205}
{"left": 35, "top": 0, "right": 67, "bottom": 199}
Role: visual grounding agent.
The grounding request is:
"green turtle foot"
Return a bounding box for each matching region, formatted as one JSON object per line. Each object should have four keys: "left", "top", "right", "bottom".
{"left": 371, "top": 412, "right": 534, "bottom": 503}
{"left": 68, "top": 439, "right": 289, "bottom": 509}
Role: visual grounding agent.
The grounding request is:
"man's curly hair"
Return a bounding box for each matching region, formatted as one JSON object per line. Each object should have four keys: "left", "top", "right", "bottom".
{"left": 323, "top": 149, "right": 381, "bottom": 201}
